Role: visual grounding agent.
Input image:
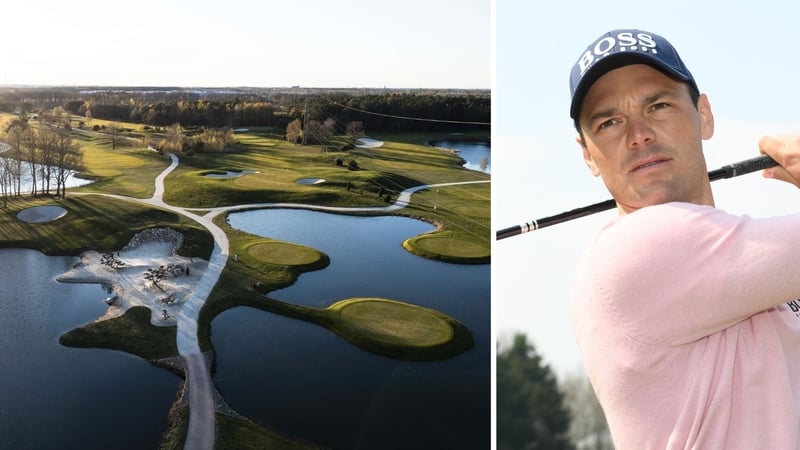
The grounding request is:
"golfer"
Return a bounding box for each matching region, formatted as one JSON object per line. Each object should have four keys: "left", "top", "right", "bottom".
{"left": 568, "top": 29, "right": 800, "bottom": 449}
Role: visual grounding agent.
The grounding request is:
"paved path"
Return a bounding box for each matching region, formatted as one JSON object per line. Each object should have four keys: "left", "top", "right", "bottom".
{"left": 183, "top": 353, "right": 215, "bottom": 448}
{"left": 194, "top": 179, "right": 489, "bottom": 216}
{"left": 88, "top": 153, "right": 489, "bottom": 450}
{"left": 139, "top": 155, "right": 224, "bottom": 450}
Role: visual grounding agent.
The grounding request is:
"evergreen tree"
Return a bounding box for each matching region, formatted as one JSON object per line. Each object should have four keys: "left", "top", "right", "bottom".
{"left": 497, "top": 333, "right": 574, "bottom": 450}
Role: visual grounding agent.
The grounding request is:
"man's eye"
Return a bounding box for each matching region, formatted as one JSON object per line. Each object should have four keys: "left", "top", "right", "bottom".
{"left": 650, "top": 102, "right": 669, "bottom": 112}
{"left": 598, "top": 118, "right": 618, "bottom": 130}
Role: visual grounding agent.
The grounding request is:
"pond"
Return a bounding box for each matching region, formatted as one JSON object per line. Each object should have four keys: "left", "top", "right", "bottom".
{"left": 0, "top": 249, "right": 179, "bottom": 450}
{"left": 216, "top": 209, "right": 490, "bottom": 449}
{"left": 0, "top": 156, "right": 92, "bottom": 193}
{"left": 430, "top": 139, "right": 491, "bottom": 174}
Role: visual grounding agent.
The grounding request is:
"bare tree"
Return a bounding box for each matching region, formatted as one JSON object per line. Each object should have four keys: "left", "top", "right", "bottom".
{"left": 285, "top": 118, "right": 302, "bottom": 144}
{"left": 195, "top": 127, "right": 235, "bottom": 152}
{"left": 160, "top": 123, "right": 185, "bottom": 154}
{"left": 51, "top": 128, "right": 83, "bottom": 198}
{"left": 108, "top": 121, "right": 123, "bottom": 150}
{"left": 37, "top": 127, "right": 59, "bottom": 195}
{"left": 52, "top": 106, "right": 66, "bottom": 126}
{"left": 3, "top": 121, "right": 28, "bottom": 196}
{"left": 323, "top": 118, "right": 336, "bottom": 134}
{"left": 142, "top": 134, "right": 153, "bottom": 151}
{"left": 303, "top": 119, "right": 332, "bottom": 145}
{"left": 345, "top": 121, "right": 365, "bottom": 142}
{"left": 560, "top": 370, "right": 614, "bottom": 450}
{"left": 144, "top": 266, "right": 168, "bottom": 289}
{"left": 100, "top": 252, "right": 126, "bottom": 270}
{"left": 0, "top": 148, "right": 11, "bottom": 207}
{"left": 21, "top": 125, "right": 40, "bottom": 196}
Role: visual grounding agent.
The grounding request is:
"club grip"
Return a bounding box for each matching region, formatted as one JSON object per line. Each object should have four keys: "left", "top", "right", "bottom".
{"left": 709, "top": 154, "right": 778, "bottom": 181}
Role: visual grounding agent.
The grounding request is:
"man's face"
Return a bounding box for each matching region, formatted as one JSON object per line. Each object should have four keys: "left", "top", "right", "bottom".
{"left": 577, "top": 64, "right": 715, "bottom": 214}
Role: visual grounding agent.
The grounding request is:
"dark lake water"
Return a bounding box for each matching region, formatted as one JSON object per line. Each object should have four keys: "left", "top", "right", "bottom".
{"left": 218, "top": 209, "right": 490, "bottom": 449}
{"left": 430, "top": 139, "right": 491, "bottom": 173}
{"left": 0, "top": 249, "right": 179, "bottom": 449}
{"left": 1, "top": 137, "right": 490, "bottom": 448}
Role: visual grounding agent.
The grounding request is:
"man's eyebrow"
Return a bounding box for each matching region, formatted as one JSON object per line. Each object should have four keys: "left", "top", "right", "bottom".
{"left": 587, "top": 107, "right": 618, "bottom": 125}
{"left": 587, "top": 90, "right": 679, "bottom": 124}
{"left": 644, "top": 90, "right": 677, "bottom": 105}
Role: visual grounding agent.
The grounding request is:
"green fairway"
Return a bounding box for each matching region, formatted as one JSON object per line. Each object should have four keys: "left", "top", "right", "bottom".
{"left": 0, "top": 196, "right": 213, "bottom": 257}
{"left": 0, "top": 123, "right": 489, "bottom": 343}
{"left": 400, "top": 181, "right": 491, "bottom": 263}
{"left": 1, "top": 112, "right": 489, "bottom": 262}
{"left": 75, "top": 145, "right": 168, "bottom": 198}
{"left": 0, "top": 114, "right": 488, "bottom": 448}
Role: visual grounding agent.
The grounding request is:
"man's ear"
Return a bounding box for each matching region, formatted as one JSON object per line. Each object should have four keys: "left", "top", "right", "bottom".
{"left": 577, "top": 135, "right": 601, "bottom": 177}
{"left": 697, "top": 94, "right": 715, "bottom": 140}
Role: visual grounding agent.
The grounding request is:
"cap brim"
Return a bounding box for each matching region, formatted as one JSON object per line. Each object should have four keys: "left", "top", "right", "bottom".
{"left": 570, "top": 52, "right": 693, "bottom": 120}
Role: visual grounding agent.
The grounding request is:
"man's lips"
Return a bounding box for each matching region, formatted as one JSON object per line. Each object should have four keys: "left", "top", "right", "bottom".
{"left": 630, "top": 157, "right": 670, "bottom": 173}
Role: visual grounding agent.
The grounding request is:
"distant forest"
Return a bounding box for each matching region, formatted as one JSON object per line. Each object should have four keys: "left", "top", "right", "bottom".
{"left": 0, "top": 87, "right": 490, "bottom": 134}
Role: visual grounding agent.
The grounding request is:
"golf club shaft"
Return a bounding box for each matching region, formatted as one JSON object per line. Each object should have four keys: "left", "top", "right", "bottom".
{"left": 496, "top": 154, "right": 778, "bottom": 241}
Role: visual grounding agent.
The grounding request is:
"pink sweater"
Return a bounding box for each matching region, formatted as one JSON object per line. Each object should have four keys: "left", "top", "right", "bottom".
{"left": 569, "top": 202, "right": 800, "bottom": 449}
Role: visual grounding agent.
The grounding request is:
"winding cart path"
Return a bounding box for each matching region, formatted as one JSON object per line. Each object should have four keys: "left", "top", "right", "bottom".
{"left": 96, "top": 153, "right": 488, "bottom": 449}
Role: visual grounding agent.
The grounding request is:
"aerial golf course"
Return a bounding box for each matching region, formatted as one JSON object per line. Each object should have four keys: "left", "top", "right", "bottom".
{"left": 0, "top": 112, "right": 490, "bottom": 448}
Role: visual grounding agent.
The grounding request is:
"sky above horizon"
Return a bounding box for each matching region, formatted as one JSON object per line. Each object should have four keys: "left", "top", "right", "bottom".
{"left": 494, "top": 0, "right": 800, "bottom": 375}
{"left": 4, "top": 0, "right": 489, "bottom": 89}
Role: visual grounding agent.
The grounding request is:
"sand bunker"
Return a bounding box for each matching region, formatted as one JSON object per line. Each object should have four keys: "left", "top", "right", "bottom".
{"left": 204, "top": 170, "right": 258, "bottom": 179}
{"left": 17, "top": 205, "right": 68, "bottom": 223}
{"left": 356, "top": 137, "right": 384, "bottom": 148}
{"left": 296, "top": 178, "right": 326, "bottom": 185}
{"left": 57, "top": 229, "right": 207, "bottom": 326}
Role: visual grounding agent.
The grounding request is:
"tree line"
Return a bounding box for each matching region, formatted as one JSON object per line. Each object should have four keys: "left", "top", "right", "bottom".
{"left": 309, "top": 93, "right": 490, "bottom": 133}
{"left": 0, "top": 87, "right": 490, "bottom": 133}
{"left": 496, "top": 333, "right": 614, "bottom": 450}
{"left": 0, "top": 118, "right": 84, "bottom": 206}
{"left": 141, "top": 123, "right": 236, "bottom": 155}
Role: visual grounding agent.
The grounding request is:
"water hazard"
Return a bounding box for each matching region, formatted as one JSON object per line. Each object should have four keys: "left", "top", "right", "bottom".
{"left": 215, "top": 209, "right": 490, "bottom": 449}
{"left": 0, "top": 249, "right": 179, "bottom": 449}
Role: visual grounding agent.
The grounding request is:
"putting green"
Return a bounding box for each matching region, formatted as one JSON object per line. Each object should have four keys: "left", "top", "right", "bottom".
{"left": 246, "top": 241, "right": 320, "bottom": 266}
{"left": 322, "top": 297, "right": 473, "bottom": 360}
{"left": 410, "top": 235, "right": 489, "bottom": 259}
{"left": 333, "top": 298, "right": 453, "bottom": 347}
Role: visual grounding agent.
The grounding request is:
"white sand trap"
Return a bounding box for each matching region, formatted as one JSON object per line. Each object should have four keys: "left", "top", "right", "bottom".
{"left": 57, "top": 239, "right": 208, "bottom": 326}
{"left": 204, "top": 170, "right": 258, "bottom": 179}
{"left": 17, "top": 205, "right": 68, "bottom": 223}
{"left": 356, "top": 137, "right": 384, "bottom": 148}
{"left": 296, "top": 178, "right": 326, "bottom": 185}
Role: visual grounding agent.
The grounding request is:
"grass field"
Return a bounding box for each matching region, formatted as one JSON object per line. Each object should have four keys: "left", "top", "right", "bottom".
{"left": 1, "top": 112, "right": 490, "bottom": 262}
{"left": 0, "top": 112, "right": 489, "bottom": 447}
{"left": 0, "top": 195, "right": 213, "bottom": 257}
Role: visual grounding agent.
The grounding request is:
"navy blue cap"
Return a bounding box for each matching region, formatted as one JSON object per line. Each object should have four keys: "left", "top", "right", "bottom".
{"left": 569, "top": 29, "right": 698, "bottom": 120}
